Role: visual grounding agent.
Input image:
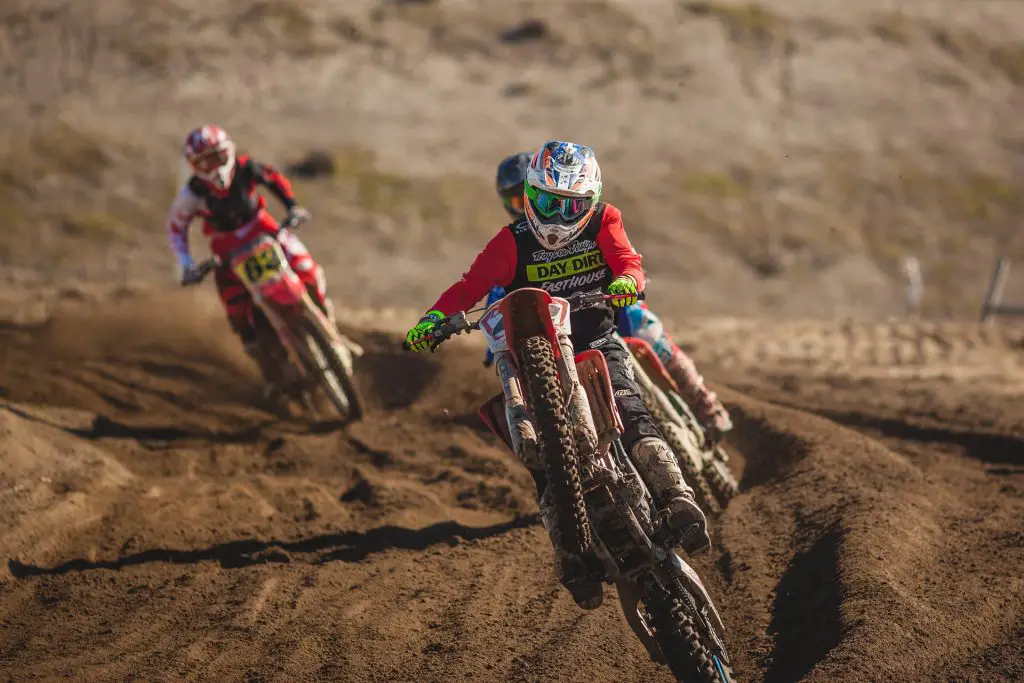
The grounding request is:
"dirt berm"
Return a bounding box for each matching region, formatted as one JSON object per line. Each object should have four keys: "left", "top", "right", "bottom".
{"left": 0, "top": 290, "right": 1021, "bottom": 682}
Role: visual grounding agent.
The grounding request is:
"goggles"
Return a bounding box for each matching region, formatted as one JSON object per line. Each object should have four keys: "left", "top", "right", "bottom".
{"left": 190, "top": 147, "right": 229, "bottom": 174}
{"left": 526, "top": 185, "right": 592, "bottom": 221}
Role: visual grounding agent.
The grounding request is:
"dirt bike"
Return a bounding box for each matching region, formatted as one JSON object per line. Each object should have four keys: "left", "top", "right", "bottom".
{"left": 184, "top": 213, "right": 364, "bottom": 421}
{"left": 620, "top": 336, "right": 740, "bottom": 513}
{"left": 404, "top": 287, "right": 735, "bottom": 682}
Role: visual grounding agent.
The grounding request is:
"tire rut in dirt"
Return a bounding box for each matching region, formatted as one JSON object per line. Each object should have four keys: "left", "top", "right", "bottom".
{"left": 518, "top": 335, "right": 591, "bottom": 555}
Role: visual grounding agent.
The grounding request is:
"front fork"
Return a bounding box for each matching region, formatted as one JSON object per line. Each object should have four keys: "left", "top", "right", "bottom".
{"left": 492, "top": 333, "right": 601, "bottom": 471}
{"left": 493, "top": 350, "right": 540, "bottom": 469}
{"left": 555, "top": 334, "right": 601, "bottom": 460}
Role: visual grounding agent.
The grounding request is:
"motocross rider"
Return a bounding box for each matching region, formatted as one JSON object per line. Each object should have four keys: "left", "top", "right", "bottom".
{"left": 487, "top": 152, "right": 733, "bottom": 442}
{"left": 406, "top": 141, "right": 712, "bottom": 610}
{"left": 168, "top": 124, "right": 332, "bottom": 398}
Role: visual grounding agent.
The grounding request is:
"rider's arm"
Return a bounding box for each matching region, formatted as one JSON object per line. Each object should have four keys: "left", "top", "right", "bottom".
{"left": 430, "top": 228, "right": 517, "bottom": 316}
{"left": 597, "top": 204, "right": 646, "bottom": 291}
{"left": 248, "top": 158, "right": 298, "bottom": 210}
{"left": 166, "top": 187, "right": 202, "bottom": 268}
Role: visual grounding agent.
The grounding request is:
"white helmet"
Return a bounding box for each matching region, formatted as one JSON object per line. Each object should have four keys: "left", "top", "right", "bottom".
{"left": 524, "top": 140, "right": 602, "bottom": 251}
{"left": 183, "top": 124, "right": 237, "bottom": 192}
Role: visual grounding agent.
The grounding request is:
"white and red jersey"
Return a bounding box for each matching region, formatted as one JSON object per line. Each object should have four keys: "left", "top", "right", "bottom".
{"left": 167, "top": 154, "right": 297, "bottom": 266}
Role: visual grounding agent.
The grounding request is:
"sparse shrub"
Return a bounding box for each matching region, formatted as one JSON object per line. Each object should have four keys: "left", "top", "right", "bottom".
{"left": 682, "top": 2, "right": 787, "bottom": 48}
{"left": 60, "top": 211, "right": 131, "bottom": 244}
{"left": 679, "top": 171, "right": 749, "bottom": 199}
{"left": 991, "top": 43, "right": 1024, "bottom": 84}
{"left": 870, "top": 12, "right": 916, "bottom": 45}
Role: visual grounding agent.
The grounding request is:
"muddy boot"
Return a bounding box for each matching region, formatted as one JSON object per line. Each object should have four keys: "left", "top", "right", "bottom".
{"left": 630, "top": 436, "right": 712, "bottom": 556}
{"left": 539, "top": 486, "right": 603, "bottom": 610}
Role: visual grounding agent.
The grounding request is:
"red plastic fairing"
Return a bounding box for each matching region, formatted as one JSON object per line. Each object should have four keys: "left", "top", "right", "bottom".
{"left": 498, "top": 287, "right": 561, "bottom": 362}
{"left": 477, "top": 393, "right": 514, "bottom": 454}
{"left": 574, "top": 348, "right": 624, "bottom": 438}
{"left": 622, "top": 336, "right": 681, "bottom": 395}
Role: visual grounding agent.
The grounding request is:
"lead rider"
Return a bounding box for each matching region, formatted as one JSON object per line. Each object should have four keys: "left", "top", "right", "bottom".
{"left": 489, "top": 152, "right": 734, "bottom": 442}
{"left": 406, "top": 140, "right": 712, "bottom": 610}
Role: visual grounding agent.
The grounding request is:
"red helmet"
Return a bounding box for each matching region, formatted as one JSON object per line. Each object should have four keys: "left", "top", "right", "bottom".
{"left": 183, "top": 125, "right": 236, "bottom": 192}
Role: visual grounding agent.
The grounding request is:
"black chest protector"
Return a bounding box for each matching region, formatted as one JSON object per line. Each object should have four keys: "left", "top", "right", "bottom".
{"left": 505, "top": 203, "right": 616, "bottom": 342}
{"left": 188, "top": 164, "right": 260, "bottom": 233}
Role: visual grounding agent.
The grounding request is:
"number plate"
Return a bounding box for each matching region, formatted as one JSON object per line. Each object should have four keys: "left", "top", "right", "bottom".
{"left": 234, "top": 242, "right": 283, "bottom": 285}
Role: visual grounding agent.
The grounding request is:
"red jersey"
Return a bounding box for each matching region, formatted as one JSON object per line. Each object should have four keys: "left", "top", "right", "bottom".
{"left": 431, "top": 203, "right": 645, "bottom": 342}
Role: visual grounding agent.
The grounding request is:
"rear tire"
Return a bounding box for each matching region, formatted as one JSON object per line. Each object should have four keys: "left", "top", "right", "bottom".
{"left": 518, "top": 335, "right": 591, "bottom": 555}
{"left": 643, "top": 390, "right": 720, "bottom": 515}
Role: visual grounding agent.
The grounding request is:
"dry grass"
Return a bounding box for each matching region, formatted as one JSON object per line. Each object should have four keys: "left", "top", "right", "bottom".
{"left": 679, "top": 170, "right": 750, "bottom": 200}
{"left": 288, "top": 147, "right": 500, "bottom": 252}
{"left": 0, "top": 0, "right": 1022, "bottom": 318}
{"left": 870, "top": 11, "right": 916, "bottom": 46}
{"left": 232, "top": 0, "right": 339, "bottom": 56}
{"left": 59, "top": 211, "right": 132, "bottom": 244}
{"left": 682, "top": 2, "right": 788, "bottom": 48}
{"left": 867, "top": 12, "right": 1024, "bottom": 86}
{"left": 991, "top": 43, "right": 1024, "bottom": 84}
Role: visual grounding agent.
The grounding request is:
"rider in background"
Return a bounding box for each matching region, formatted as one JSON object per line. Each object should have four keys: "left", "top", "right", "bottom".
{"left": 167, "top": 124, "right": 332, "bottom": 398}
{"left": 407, "top": 140, "right": 712, "bottom": 611}
{"left": 486, "top": 152, "right": 733, "bottom": 443}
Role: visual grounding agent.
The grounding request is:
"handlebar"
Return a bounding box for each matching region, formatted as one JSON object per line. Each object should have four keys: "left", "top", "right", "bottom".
{"left": 180, "top": 212, "right": 309, "bottom": 287}
{"left": 401, "top": 290, "right": 613, "bottom": 352}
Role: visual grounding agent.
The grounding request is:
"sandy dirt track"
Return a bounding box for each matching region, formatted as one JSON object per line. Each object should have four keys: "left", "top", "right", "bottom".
{"left": 1, "top": 291, "right": 1021, "bottom": 683}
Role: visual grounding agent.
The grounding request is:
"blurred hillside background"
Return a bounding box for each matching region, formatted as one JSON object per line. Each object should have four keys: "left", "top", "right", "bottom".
{"left": 2, "top": 0, "right": 1023, "bottom": 319}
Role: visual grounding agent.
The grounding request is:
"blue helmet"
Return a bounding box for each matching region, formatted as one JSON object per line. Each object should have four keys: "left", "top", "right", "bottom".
{"left": 495, "top": 152, "right": 532, "bottom": 218}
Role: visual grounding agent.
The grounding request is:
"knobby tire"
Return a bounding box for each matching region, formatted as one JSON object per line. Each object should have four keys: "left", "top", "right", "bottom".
{"left": 518, "top": 335, "right": 592, "bottom": 555}
{"left": 648, "top": 585, "right": 735, "bottom": 683}
{"left": 705, "top": 450, "right": 740, "bottom": 509}
{"left": 295, "top": 315, "right": 363, "bottom": 421}
{"left": 643, "top": 390, "right": 721, "bottom": 515}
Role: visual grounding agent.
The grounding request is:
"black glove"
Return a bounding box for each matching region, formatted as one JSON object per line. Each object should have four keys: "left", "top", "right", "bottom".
{"left": 180, "top": 263, "right": 205, "bottom": 287}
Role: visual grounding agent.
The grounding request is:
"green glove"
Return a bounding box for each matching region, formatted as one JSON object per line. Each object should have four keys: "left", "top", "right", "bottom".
{"left": 406, "top": 310, "right": 445, "bottom": 352}
{"left": 607, "top": 275, "right": 638, "bottom": 308}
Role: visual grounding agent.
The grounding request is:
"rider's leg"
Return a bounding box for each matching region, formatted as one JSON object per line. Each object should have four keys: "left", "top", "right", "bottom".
{"left": 591, "top": 334, "right": 712, "bottom": 556}
{"left": 214, "top": 267, "right": 284, "bottom": 397}
{"left": 663, "top": 344, "right": 733, "bottom": 438}
{"left": 538, "top": 481, "right": 604, "bottom": 610}
{"left": 278, "top": 230, "right": 335, "bottom": 324}
{"left": 626, "top": 303, "right": 732, "bottom": 438}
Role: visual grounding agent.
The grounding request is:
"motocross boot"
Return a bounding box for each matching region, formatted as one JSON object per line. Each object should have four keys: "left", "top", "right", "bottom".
{"left": 666, "top": 349, "right": 733, "bottom": 443}
{"left": 539, "top": 485, "right": 604, "bottom": 610}
{"left": 243, "top": 340, "right": 287, "bottom": 402}
{"left": 630, "top": 436, "right": 712, "bottom": 556}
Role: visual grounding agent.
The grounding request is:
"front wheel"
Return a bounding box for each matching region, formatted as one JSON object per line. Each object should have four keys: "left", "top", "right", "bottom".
{"left": 518, "top": 334, "right": 591, "bottom": 556}
{"left": 294, "top": 316, "right": 363, "bottom": 421}
{"left": 646, "top": 582, "right": 735, "bottom": 683}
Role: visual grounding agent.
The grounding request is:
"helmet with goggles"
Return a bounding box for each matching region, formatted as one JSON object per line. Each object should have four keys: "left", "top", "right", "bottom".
{"left": 524, "top": 140, "right": 602, "bottom": 251}
{"left": 183, "top": 124, "right": 236, "bottom": 193}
